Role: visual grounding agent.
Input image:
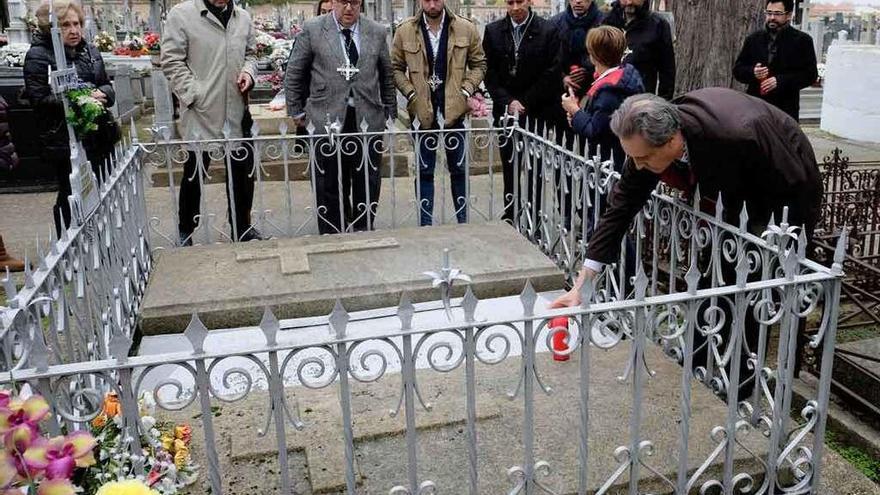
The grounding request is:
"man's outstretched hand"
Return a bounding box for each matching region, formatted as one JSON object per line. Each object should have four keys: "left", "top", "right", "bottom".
{"left": 548, "top": 267, "right": 597, "bottom": 308}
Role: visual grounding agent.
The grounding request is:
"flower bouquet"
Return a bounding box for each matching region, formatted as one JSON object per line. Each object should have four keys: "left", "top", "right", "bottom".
{"left": 94, "top": 31, "right": 116, "bottom": 53}
{"left": 269, "top": 39, "right": 293, "bottom": 72}
{"left": 123, "top": 37, "right": 146, "bottom": 57}
{"left": 0, "top": 389, "right": 97, "bottom": 494}
{"left": 467, "top": 91, "right": 490, "bottom": 119}
{"left": 255, "top": 31, "right": 276, "bottom": 59}
{"left": 0, "top": 43, "right": 29, "bottom": 68}
{"left": 82, "top": 393, "right": 198, "bottom": 495}
{"left": 65, "top": 84, "right": 108, "bottom": 139}
{"left": 143, "top": 33, "right": 161, "bottom": 55}
{"left": 257, "top": 72, "right": 283, "bottom": 93}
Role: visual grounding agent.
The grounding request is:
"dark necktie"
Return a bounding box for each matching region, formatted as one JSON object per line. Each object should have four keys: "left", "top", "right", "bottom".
{"left": 768, "top": 33, "right": 777, "bottom": 66}
{"left": 341, "top": 28, "right": 359, "bottom": 66}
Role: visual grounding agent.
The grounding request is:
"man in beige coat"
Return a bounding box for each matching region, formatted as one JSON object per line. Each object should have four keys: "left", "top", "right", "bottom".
{"left": 162, "top": 0, "right": 263, "bottom": 245}
{"left": 391, "top": 0, "right": 486, "bottom": 226}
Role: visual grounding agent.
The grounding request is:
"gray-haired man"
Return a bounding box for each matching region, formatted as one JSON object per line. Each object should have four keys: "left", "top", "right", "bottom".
{"left": 552, "top": 88, "right": 821, "bottom": 308}
{"left": 551, "top": 88, "right": 822, "bottom": 387}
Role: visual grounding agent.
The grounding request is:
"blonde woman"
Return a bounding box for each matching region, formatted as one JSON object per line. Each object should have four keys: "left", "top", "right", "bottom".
{"left": 23, "top": 0, "right": 116, "bottom": 235}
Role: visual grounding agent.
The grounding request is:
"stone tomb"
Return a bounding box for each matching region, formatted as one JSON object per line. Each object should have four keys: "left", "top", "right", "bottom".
{"left": 140, "top": 223, "right": 564, "bottom": 334}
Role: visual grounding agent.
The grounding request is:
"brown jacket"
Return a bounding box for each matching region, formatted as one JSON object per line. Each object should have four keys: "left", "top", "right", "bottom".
{"left": 586, "top": 88, "right": 822, "bottom": 264}
{"left": 391, "top": 8, "right": 486, "bottom": 127}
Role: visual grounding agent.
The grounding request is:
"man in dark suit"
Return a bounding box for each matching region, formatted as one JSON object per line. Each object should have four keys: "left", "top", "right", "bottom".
{"left": 285, "top": 0, "right": 397, "bottom": 234}
{"left": 551, "top": 0, "right": 603, "bottom": 99}
{"left": 733, "top": 0, "right": 818, "bottom": 121}
{"left": 602, "top": 0, "right": 675, "bottom": 100}
{"left": 551, "top": 88, "right": 822, "bottom": 308}
{"left": 483, "top": 0, "right": 560, "bottom": 224}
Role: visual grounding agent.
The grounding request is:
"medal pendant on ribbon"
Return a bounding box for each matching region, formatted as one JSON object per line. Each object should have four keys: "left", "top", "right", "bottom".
{"left": 509, "top": 66, "right": 517, "bottom": 77}
{"left": 337, "top": 60, "right": 360, "bottom": 81}
{"left": 427, "top": 73, "right": 443, "bottom": 92}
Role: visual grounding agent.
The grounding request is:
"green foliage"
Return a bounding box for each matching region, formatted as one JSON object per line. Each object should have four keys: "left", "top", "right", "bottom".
{"left": 825, "top": 430, "right": 880, "bottom": 482}
{"left": 65, "top": 88, "right": 106, "bottom": 138}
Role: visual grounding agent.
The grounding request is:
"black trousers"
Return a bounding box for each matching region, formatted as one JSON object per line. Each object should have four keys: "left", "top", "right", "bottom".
{"left": 177, "top": 143, "right": 255, "bottom": 240}
{"left": 498, "top": 116, "right": 545, "bottom": 227}
{"left": 313, "top": 106, "right": 381, "bottom": 234}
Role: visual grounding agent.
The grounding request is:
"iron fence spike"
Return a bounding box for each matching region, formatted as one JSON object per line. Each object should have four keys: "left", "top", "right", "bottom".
{"left": 260, "top": 307, "right": 280, "bottom": 346}
{"left": 329, "top": 299, "right": 350, "bottom": 340}
{"left": 462, "top": 286, "right": 478, "bottom": 322}
{"left": 519, "top": 279, "right": 536, "bottom": 316}
{"left": 397, "top": 292, "right": 414, "bottom": 330}
{"left": 184, "top": 313, "right": 209, "bottom": 354}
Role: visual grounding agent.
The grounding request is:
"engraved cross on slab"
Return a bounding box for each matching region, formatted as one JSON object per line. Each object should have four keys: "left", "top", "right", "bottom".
{"left": 337, "top": 60, "right": 360, "bottom": 81}
{"left": 427, "top": 73, "right": 443, "bottom": 92}
{"left": 235, "top": 237, "right": 399, "bottom": 275}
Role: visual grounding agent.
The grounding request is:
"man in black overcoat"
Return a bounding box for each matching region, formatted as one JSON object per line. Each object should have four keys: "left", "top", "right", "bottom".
{"left": 733, "top": 0, "right": 818, "bottom": 121}
{"left": 602, "top": 0, "right": 675, "bottom": 100}
{"left": 483, "top": 0, "right": 561, "bottom": 224}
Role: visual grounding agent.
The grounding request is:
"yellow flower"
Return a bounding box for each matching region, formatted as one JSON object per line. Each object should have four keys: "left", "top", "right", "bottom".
{"left": 173, "top": 441, "right": 189, "bottom": 469}
{"left": 174, "top": 425, "right": 192, "bottom": 444}
{"left": 95, "top": 479, "right": 159, "bottom": 495}
{"left": 160, "top": 433, "right": 173, "bottom": 452}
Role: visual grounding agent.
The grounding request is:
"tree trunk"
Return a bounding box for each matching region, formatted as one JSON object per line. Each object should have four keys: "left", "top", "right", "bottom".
{"left": 671, "top": 0, "right": 765, "bottom": 94}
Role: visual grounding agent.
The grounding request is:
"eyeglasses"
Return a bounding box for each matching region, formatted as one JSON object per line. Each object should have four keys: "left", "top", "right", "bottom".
{"left": 764, "top": 10, "right": 789, "bottom": 17}
{"left": 337, "top": 0, "right": 362, "bottom": 7}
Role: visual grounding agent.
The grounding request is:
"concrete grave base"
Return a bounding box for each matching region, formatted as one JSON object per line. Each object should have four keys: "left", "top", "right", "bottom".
{"left": 140, "top": 223, "right": 563, "bottom": 334}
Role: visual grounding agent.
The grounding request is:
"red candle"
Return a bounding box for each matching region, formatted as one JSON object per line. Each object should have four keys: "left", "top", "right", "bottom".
{"left": 549, "top": 317, "right": 570, "bottom": 362}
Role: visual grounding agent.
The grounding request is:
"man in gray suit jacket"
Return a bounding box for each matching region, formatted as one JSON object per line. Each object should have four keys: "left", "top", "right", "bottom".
{"left": 285, "top": 0, "right": 396, "bottom": 234}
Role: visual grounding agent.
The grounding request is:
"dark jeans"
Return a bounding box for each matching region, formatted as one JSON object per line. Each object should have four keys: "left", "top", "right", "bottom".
{"left": 313, "top": 106, "right": 381, "bottom": 234}
{"left": 178, "top": 143, "right": 255, "bottom": 240}
{"left": 416, "top": 121, "right": 467, "bottom": 226}
{"left": 499, "top": 116, "right": 544, "bottom": 228}
{"left": 52, "top": 145, "right": 111, "bottom": 237}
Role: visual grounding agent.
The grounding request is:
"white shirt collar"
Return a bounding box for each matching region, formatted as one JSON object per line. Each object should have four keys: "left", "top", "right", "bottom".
{"left": 680, "top": 140, "right": 690, "bottom": 164}
{"left": 422, "top": 10, "right": 446, "bottom": 31}
{"left": 594, "top": 66, "right": 619, "bottom": 82}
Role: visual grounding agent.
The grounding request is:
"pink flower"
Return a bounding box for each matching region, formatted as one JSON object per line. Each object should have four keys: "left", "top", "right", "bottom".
{"left": 467, "top": 93, "right": 489, "bottom": 119}
{"left": 23, "top": 432, "right": 96, "bottom": 480}
{"left": 0, "top": 451, "right": 18, "bottom": 489}
{"left": 0, "top": 395, "right": 50, "bottom": 453}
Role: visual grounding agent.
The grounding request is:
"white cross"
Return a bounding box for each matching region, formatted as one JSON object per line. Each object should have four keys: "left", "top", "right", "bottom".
{"left": 337, "top": 60, "right": 360, "bottom": 81}
{"left": 236, "top": 237, "right": 399, "bottom": 275}
{"left": 427, "top": 73, "right": 444, "bottom": 92}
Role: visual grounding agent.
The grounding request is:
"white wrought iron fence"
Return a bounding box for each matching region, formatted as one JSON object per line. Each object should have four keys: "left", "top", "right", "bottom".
{"left": 141, "top": 119, "right": 613, "bottom": 282}
{"left": 0, "top": 121, "right": 847, "bottom": 494}
{"left": 1, "top": 130, "right": 150, "bottom": 371}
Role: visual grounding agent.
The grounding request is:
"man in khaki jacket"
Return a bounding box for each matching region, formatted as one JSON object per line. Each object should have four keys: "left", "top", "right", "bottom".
{"left": 391, "top": 0, "right": 486, "bottom": 226}
{"left": 162, "top": 0, "right": 262, "bottom": 245}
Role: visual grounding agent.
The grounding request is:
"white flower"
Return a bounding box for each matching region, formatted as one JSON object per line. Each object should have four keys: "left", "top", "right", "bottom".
{"left": 141, "top": 415, "right": 157, "bottom": 430}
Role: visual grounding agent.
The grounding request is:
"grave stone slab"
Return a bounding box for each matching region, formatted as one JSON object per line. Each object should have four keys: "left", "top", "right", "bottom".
{"left": 112, "top": 66, "right": 135, "bottom": 121}
{"left": 139, "top": 223, "right": 564, "bottom": 334}
{"left": 151, "top": 68, "right": 176, "bottom": 139}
